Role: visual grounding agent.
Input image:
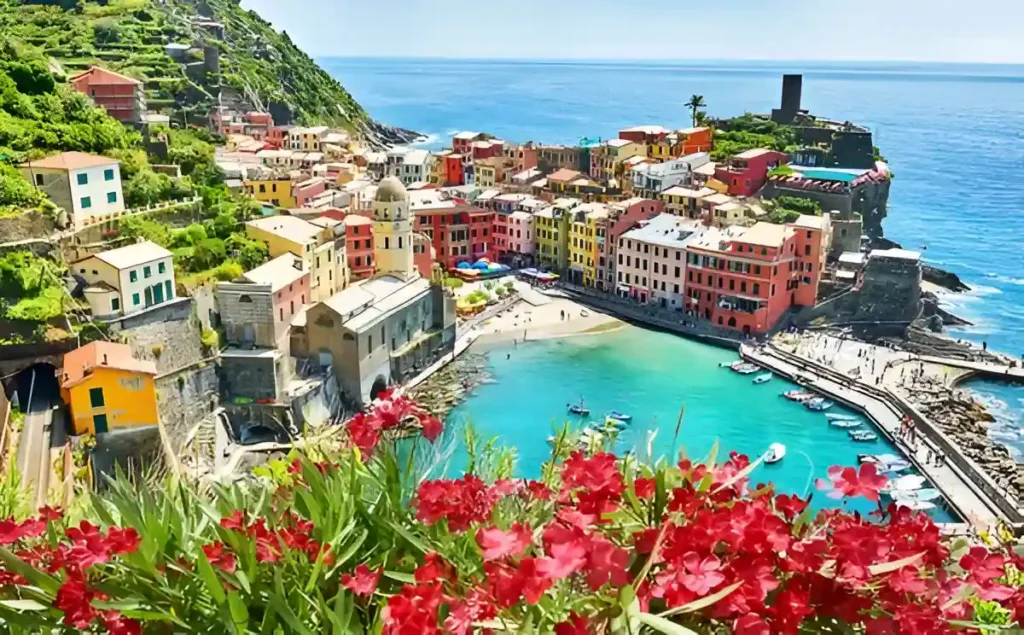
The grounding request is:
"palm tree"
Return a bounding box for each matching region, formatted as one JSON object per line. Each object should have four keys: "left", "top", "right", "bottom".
{"left": 685, "top": 94, "right": 707, "bottom": 127}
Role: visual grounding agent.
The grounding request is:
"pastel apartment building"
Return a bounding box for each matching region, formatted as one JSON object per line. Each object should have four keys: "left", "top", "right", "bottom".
{"left": 567, "top": 203, "right": 607, "bottom": 287}
{"left": 246, "top": 215, "right": 347, "bottom": 302}
{"left": 595, "top": 197, "right": 664, "bottom": 291}
{"left": 684, "top": 218, "right": 824, "bottom": 334}
{"left": 714, "top": 148, "right": 788, "bottom": 197}
{"left": 20, "top": 152, "right": 125, "bottom": 230}
{"left": 617, "top": 214, "right": 704, "bottom": 308}
{"left": 288, "top": 126, "right": 330, "bottom": 152}
{"left": 504, "top": 142, "right": 538, "bottom": 174}
{"left": 619, "top": 125, "right": 671, "bottom": 158}
{"left": 69, "top": 66, "right": 145, "bottom": 125}
{"left": 244, "top": 177, "right": 296, "bottom": 209}
{"left": 216, "top": 252, "right": 310, "bottom": 350}
{"left": 474, "top": 157, "right": 508, "bottom": 188}
{"left": 630, "top": 153, "right": 710, "bottom": 199}
{"left": 452, "top": 131, "right": 487, "bottom": 155}
{"left": 537, "top": 145, "right": 582, "bottom": 173}
{"left": 344, "top": 214, "right": 375, "bottom": 279}
{"left": 534, "top": 198, "right": 580, "bottom": 270}
{"left": 673, "top": 127, "right": 714, "bottom": 155}
{"left": 74, "top": 241, "right": 176, "bottom": 318}
{"left": 661, "top": 186, "right": 716, "bottom": 220}
{"left": 400, "top": 149, "right": 432, "bottom": 185}
{"left": 293, "top": 177, "right": 328, "bottom": 208}
{"left": 60, "top": 341, "right": 158, "bottom": 436}
{"left": 589, "top": 138, "right": 644, "bottom": 182}
{"left": 506, "top": 211, "right": 534, "bottom": 264}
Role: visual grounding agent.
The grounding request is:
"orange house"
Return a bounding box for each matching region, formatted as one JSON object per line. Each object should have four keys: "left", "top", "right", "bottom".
{"left": 60, "top": 341, "right": 158, "bottom": 435}
{"left": 676, "top": 127, "right": 713, "bottom": 155}
{"left": 69, "top": 66, "right": 145, "bottom": 124}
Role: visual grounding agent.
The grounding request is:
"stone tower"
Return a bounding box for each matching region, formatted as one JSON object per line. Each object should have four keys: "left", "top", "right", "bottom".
{"left": 372, "top": 176, "right": 415, "bottom": 279}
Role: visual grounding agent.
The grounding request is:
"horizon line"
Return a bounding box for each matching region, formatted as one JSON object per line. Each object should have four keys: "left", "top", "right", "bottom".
{"left": 314, "top": 55, "right": 1024, "bottom": 68}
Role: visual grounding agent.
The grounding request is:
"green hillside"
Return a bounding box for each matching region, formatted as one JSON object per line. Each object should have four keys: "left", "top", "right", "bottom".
{"left": 0, "top": 0, "right": 367, "bottom": 128}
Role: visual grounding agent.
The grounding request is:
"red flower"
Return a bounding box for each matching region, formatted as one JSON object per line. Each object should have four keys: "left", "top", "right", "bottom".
{"left": 733, "top": 614, "right": 770, "bottom": 635}
{"left": 414, "top": 475, "right": 497, "bottom": 532}
{"left": 476, "top": 523, "right": 532, "bottom": 561}
{"left": 202, "top": 542, "right": 237, "bottom": 574}
{"left": 38, "top": 506, "right": 62, "bottom": 521}
{"left": 774, "top": 494, "right": 809, "bottom": 520}
{"left": 341, "top": 564, "right": 381, "bottom": 596}
{"left": 485, "top": 558, "right": 551, "bottom": 607}
{"left": 634, "top": 477, "right": 656, "bottom": 499}
{"left": 444, "top": 588, "right": 495, "bottom": 635}
{"left": 106, "top": 527, "right": 140, "bottom": 555}
{"left": 886, "top": 566, "right": 928, "bottom": 595}
{"left": 561, "top": 452, "right": 625, "bottom": 513}
{"left": 415, "top": 552, "right": 455, "bottom": 584}
{"left": 680, "top": 552, "right": 726, "bottom": 596}
{"left": 538, "top": 539, "right": 587, "bottom": 580}
{"left": 220, "top": 510, "right": 246, "bottom": 531}
{"left": 383, "top": 582, "right": 443, "bottom": 635}
{"left": 102, "top": 611, "right": 142, "bottom": 635}
{"left": 420, "top": 415, "right": 443, "bottom": 443}
{"left": 524, "top": 480, "right": 552, "bottom": 501}
{"left": 53, "top": 569, "right": 104, "bottom": 629}
{"left": 554, "top": 613, "right": 591, "bottom": 635}
{"left": 959, "top": 547, "right": 1006, "bottom": 586}
{"left": 346, "top": 412, "right": 381, "bottom": 456}
{"left": 584, "top": 536, "right": 630, "bottom": 591}
{"left": 816, "top": 463, "right": 887, "bottom": 502}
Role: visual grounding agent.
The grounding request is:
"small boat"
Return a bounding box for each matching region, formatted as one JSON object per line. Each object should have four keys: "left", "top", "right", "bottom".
{"left": 805, "top": 398, "right": 835, "bottom": 412}
{"left": 608, "top": 410, "right": 632, "bottom": 422}
{"left": 568, "top": 405, "right": 590, "bottom": 416}
{"left": 731, "top": 362, "right": 759, "bottom": 375}
{"left": 849, "top": 430, "right": 879, "bottom": 442}
{"left": 892, "top": 488, "right": 942, "bottom": 503}
{"left": 763, "top": 443, "right": 786, "bottom": 464}
{"left": 882, "top": 474, "right": 926, "bottom": 496}
{"left": 895, "top": 500, "right": 937, "bottom": 511}
{"left": 859, "top": 453, "right": 903, "bottom": 465}
{"left": 752, "top": 373, "right": 772, "bottom": 385}
{"left": 782, "top": 390, "right": 816, "bottom": 402}
{"left": 828, "top": 419, "right": 863, "bottom": 429}
{"left": 727, "top": 360, "right": 747, "bottom": 370}
{"left": 877, "top": 461, "right": 913, "bottom": 475}
{"left": 826, "top": 413, "right": 860, "bottom": 422}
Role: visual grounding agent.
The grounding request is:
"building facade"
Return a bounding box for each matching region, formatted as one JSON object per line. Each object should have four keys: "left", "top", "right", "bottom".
{"left": 60, "top": 342, "right": 158, "bottom": 435}
{"left": 20, "top": 152, "right": 125, "bottom": 230}
{"left": 69, "top": 66, "right": 145, "bottom": 125}
{"left": 74, "top": 241, "right": 175, "bottom": 318}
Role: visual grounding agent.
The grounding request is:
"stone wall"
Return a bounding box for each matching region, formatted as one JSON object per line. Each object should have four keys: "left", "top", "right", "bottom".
{"left": 829, "top": 211, "right": 862, "bottom": 256}
{"left": 216, "top": 282, "right": 276, "bottom": 347}
{"left": 109, "top": 298, "right": 206, "bottom": 375}
{"left": 0, "top": 210, "right": 61, "bottom": 243}
{"left": 220, "top": 353, "right": 281, "bottom": 401}
{"left": 156, "top": 364, "right": 219, "bottom": 451}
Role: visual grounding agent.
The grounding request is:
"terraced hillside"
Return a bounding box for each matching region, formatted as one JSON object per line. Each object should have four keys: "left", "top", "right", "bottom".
{"left": 0, "top": 0, "right": 368, "bottom": 128}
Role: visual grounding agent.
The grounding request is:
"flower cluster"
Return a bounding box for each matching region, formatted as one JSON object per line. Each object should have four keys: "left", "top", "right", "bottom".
{"left": 346, "top": 389, "right": 444, "bottom": 456}
{"left": 218, "top": 509, "right": 331, "bottom": 565}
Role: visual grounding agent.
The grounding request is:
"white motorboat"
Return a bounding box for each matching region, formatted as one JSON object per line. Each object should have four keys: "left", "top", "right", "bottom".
{"left": 892, "top": 488, "right": 942, "bottom": 503}
{"left": 752, "top": 373, "right": 773, "bottom": 385}
{"left": 828, "top": 419, "right": 863, "bottom": 429}
{"left": 733, "top": 363, "right": 760, "bottom": 375}
{"left": 881, "top": 474, "right": 927, "bottom": 496}
{"left": 826, "top": 413, "right": 860, "bottom": 422}
{"left": 877, "top": 460, "right": 913, "bottom": 474}
{"left": 806, "top": 398, "right": 835, "bottom": 412}
{"left": 782, "top": 390, "right": 816, "bottom": 402}
{"left": 895, "top": 500, "right": 937, "bottom": 511}
{"left": 763, "top": 443, "right": 786, "bottom": 464}
{"left": 859, "top": 453, "right": 903, "bottom": 465}
{"left": 848, "top": 430, "right": 878, "bottom": 442}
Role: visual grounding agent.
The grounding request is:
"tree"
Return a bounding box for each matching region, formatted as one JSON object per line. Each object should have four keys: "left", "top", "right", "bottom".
{"left": 685, "top": 94, "right": 706, "bottom": 127}
{"left": 237, "top": 240, "right": 269, "bottom": 271}
{"left": 191, "top": 238, "right": 227, "bottom": 271}
{"left": 117, "top": 216, "right": 171, "bottom": 247}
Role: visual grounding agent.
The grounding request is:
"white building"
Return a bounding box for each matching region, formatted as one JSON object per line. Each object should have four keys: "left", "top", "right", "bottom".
{"left": 399, "top": 149, "right": 432, "bottom": 186}
{"left": 630, "top": 152, "right": 711, "bottom": 199}
{"left": 617, "top": 214, "right": 703, "bottom": 308}
{"left": 73, "top": 241, "right": 175, "bottom": 318}
{"left": 19, "top": 152, "right": 125, "bottom": 230}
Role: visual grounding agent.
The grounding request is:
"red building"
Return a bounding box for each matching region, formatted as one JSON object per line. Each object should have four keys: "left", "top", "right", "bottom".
{"left": 414, "top": 203, "right": 495, "bottom": 269}
{"left": 713, "top": 148, "right": 788, "bottom": 197}
{"left": 684, "top": 219, "right": 824, "bottom": 334}
{"left": 618, "top": 125, "right": 670, "bottom": 146}
{"left": 343, "top": 215, "right": 375, "bottom": 280}
{"left": 675, "top": 127, "right": 714, "bottom": 155}
{"left": 68, "top": 66, "right": 145, "bottom": 124}
{"left": 471, "top": 139, "right": 504, "bottom": 161}
{"left": 413, "top": 233, "right": 434, "bottom": 279}
{"left": 452, "top": 131, "right": 486, "bottom": 155}
{"left": 505, "top": 143, "right": 538, "bottom": 174}
{"left": 266, "top": 125, "right": 291, "bottom": 149}
{"left": 443, "top": 154, "right": 464, "bottom": 186}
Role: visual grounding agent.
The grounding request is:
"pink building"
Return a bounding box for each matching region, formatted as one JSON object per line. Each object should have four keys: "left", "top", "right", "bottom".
{"left": 413, "top": 233, "right": 434, "bottom": 279}
{"left": 713, "top": 149, "right": 788, "bottom": 197}
{"left": 595, "top": 197, "right": 663, "bottom": 291}
{"left": 293, "top": 177, "right": 328, "bottom": 208}
{"left": 506, "top": 211, "right": 534, "bottom": 265}
{"left": 452, "top": 131, "right": 486, "bottom": 155}
{"left": 616, "top": 214, "right": 704, "bottom": 308}
{"left": 472, "top": 139, "right": 504, "bottom": 161}
{"left": 216, "top": 252, "right": 310, "bottom": 350}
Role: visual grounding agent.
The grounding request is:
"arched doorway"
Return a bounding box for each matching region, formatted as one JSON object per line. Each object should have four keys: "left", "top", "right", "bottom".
{"left": 727, "top": 317, "right": 737, "bottom": 328}
{"left": 370, "top": 375, "right": 389, "bottom": 401}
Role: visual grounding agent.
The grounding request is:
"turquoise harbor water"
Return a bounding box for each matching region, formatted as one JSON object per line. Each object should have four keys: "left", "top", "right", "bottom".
{"left": 445, "top": 327, "right": 955, "bottom": 522}
{"left": 323, "top": 58, "right": 1024, "bottom": 495}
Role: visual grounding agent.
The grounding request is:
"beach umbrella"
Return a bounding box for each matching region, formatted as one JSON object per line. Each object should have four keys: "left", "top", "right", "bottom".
{"left": 457, "top": 261, "right": 471, "bottom": 269}
{"left": 472, "top": 261, "right": 489, "bottom": 270}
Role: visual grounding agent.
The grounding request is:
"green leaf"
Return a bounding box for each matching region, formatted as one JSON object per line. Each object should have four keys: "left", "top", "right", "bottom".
{"left": 0, "top": 547, "right": 59, "bottom": 594}
{"left": 195, "top": 547, "right": 227, "bottom": 606}
{"left": 119, "top": 609, "right": 190, "bottom": 628}
{"left": 0, "top": 599, "right": 48, "bottom": 611}
{"left": 334, "top": 527, "right": 368, "bottom": 567}
{"left": 868, "top": 552, "right": 925, "bottom": 576}
{"left": 384, "top": 570, "right": 417, "bottom": 584}
{"left": 228, "top": 591, "right": 249, "bottom": 630}
{"left": 635, "top": 611, "right": 700, "bottom": 635}
{"left": 269, "top": 576, "right": 313, "bottom": 635}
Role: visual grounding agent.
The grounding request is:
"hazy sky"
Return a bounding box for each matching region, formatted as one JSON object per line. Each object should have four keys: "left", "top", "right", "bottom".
{"left": 241, "top": 0, "right": 1024, "bottom": 64}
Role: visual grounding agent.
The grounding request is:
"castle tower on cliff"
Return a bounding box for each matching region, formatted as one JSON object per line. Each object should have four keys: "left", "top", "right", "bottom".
{"left": 372, "top": 176, "right": 416, "bottom": 280}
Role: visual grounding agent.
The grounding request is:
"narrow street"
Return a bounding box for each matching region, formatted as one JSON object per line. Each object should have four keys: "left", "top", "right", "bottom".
{"left": 14, "top": 368, "right": 58, "bottom": 510}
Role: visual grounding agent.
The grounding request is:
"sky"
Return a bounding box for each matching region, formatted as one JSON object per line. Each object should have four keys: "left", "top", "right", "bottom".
{"left": 241, "top": 0, "right": 1024, "bottom": 64}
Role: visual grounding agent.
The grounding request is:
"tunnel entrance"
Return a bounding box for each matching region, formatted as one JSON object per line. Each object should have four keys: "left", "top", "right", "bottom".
{"left": 6, "top": 363, "right": 60, "bottom": 414}
{"left": 370, "top": 375, "right": 389, "bottom": 402}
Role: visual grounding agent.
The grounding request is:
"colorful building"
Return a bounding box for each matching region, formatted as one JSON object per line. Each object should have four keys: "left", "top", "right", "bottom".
{"left": 244, "top": 177, "right": 296, "bottom": 209}
{"left": 246, "top": 215, "right": 345, "bottom": 302}
{"left": 69, "top": 66, "right": 145, "bottom": 125}
{"left": 567, "top": 203, "right": 607, "bottom": 286}
{"left": 589, "top": 138, "right": 645, "bottom": 182}
{"left": 216, "top": 252, "right": 310, "bottom": 350}
{"left": 474, "top": 157, "right": 508, "bottom": 188}
{"left": 617, "top": 214, "right": 704, "bottom": 308}
{"left": 74, "top": 241, "right": 175, "bottom": 318}
{"left": 546, "top": 168, "right": 582, "bottom": 197}
{"left": 20, "top": 152, "right": 125, "bottom": 231}
{"left": 537, "top": 145, "right": 582, "bottom": 173}
{"left": 595, "top": 197, "right": 664, "bottom": 291}
{"left": 506, "top": 211, "right": 535, "bottom": 265}
{"left": 413, "top": 233, "right": 434, "bottom": 279}
{"left": 293, "top": 177, "right": 328, "bottom": 208}
{"left": 504, "top": 142, "right": 538, "bottom": 174}
{"left": 344, "top": 215, "right": 375, "bottom": 280}
{"left": 661, "top": 186, "right": 715, "bottom": 220}
{"left": 673, "top": 127, "right": 714, "bottom": 155}
{"left": 452, "top": 131, "right": 487, "bottom": 155}
{"left": 534, "top": 198, "right": 578, "bottom": 270}
{"left": 684, "top": 219, "right": 823, "bottom": 334}
{"left": 713, "top": 148, "right": 788, "bottom": 197}
{"left": 60, "top": 341, "right": 158, "bottom": 435}
{"left": 630, "top": 153, "right": 710, "bottom": 199}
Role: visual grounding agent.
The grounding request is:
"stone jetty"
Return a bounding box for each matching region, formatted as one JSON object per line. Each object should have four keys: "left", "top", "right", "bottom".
{"left": 410, "top": 352, "right": 493, "bottom": 420}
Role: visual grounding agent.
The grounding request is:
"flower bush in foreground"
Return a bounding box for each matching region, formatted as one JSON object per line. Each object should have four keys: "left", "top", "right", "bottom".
{"left": 0, "top": 392, "right": 1021, "bottom": 633}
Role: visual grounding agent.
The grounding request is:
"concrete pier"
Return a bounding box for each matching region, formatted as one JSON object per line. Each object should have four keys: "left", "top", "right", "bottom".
{"left": 741, "top": 344, "right": 1009, "bottom": 529}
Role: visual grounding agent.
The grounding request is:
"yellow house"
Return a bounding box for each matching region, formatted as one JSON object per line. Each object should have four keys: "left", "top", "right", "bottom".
{"left": 244, "top": 177, "right": 296, "bottom": 209}
{"left": 61, "top": 341, "right": 158, "bottom": 435}
{"left": 246, "top": 215, "right": 344, "bottom": 302}
{"left": 534, "top": 206, "right": 559, "bottom": 268}
{"left": 567, "top": 203, "right": 606, "bottom": 286}
{"left": 661, "top": 185, "right": 715, "bottom": 220}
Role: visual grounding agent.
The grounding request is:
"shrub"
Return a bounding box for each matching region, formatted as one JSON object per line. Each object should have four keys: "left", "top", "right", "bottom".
{"left": 200, "top": 327, "right": 219, "bottom": 352}
{"left": 443, "top": 276, "right": 464, "bottom": 289}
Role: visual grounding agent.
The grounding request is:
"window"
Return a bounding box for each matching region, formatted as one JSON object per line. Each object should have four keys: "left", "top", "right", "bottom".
{"left": 741, "top": 281, "right": 747, "bottom": 293}
{"left": 729, "top": 279, "right": 735, "bottom": 291}
{"left": 143, "top": 266, "right": 151, "bottom": 279}
{"left": 753, "top": 283, "right": 760, "bottom": 295}
{"left": 106, "top": 191, "right": 118, "bottom": 204}
{"left": 158, "top": 262, "right": 166, "bottom": 274}
{"left": 805, "top": 245, "right": 811, "bottom": 256}
{"left": 104, "top": 168, "right": 115, "bottom": 181}
{"left": 384, "top": 237, "right": 390, "bottom": 249}
{"left": 111, "top": 297, "right": 120, "bottom": 311}
{"left": 165, "top": 280, "right": 172, "bottom": 300}
{"left": 89, "top": 387, "right": 105, "bottom": 408}
{"left": 77, "top": 173, "right": 89, "bottom": 186}
{"left": 132, "top": 292, "right": 140, "bottom": 305}
{"left": 259, "top": 184, "right": 266, "bottom": 193}
{"left": 129, "top": 270, "right": 138, "bottom": 283}
{"left": 239, "top": 295, "right": 253, "bottom": 303}
{"left": 34, "top": 174, "right": 43, "bottom": 186}
{"left": 80, "top": 196, "right": 92, "bottom": 209}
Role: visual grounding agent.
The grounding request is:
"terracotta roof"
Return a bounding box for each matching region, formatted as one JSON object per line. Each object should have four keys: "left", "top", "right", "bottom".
{"left": 547, "top": 168, "right": 582, "bottom": 183}
{"left": 62, "top": 341, "right": 157, "bottom": 388}
{"left": 69, "top": 66, "right": 142, "bottom": 86}
{"left": 21, "top": 152, "right": 119, "bottom": 171}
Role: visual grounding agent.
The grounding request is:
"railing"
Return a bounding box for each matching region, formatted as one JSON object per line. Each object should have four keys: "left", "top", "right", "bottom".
{"left": 78, "top": 196, "right": 202, "bottom": 231}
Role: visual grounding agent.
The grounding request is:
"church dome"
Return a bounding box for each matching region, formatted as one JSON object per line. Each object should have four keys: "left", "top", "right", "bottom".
{"left": 375, "top": 176, "right": 409, "bottom": 203}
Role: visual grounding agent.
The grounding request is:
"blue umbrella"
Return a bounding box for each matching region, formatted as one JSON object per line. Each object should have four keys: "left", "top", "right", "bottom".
{"left": 457, "top": 261, "right": 471, "bottom": 269}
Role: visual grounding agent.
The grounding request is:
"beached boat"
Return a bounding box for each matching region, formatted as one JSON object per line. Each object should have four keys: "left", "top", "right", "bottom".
{"left": 782, "top": 390, "right": 816, "bottom": 402}
{"left": 805, "top": 398, "right": 835, "bottom": 411}
{"left": 895, "top": 500, "right": 937, "bottom": 511}
{"left": 608, "top": 410, "right": 632, "bottom": 422}
{"left": 882, "top": 474, "right": 926, "bottom": 496}
{"left": 826, "top": 413, "right": 860, "bottom": 422}
{"left": 849, "top": 430, "right": 879, "bottom": 442}
{"left": 752, "top": 373, "right": 772, "bottom": 385}
{"left": 568, "top": 404, "right": 590, "bottom": 416}
{"left": 828, "top": 419, "right": 863, "bottom": 429}
{"left": 763, "top": 443, "right": 786, "bottom": 464}
{"left": 892, "top": 488, "right": 941, "bottom": 503}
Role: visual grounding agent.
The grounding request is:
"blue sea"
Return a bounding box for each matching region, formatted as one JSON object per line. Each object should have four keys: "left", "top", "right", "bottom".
{"left": 323, "top": 58, "right": 1024, "bottom": 473}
